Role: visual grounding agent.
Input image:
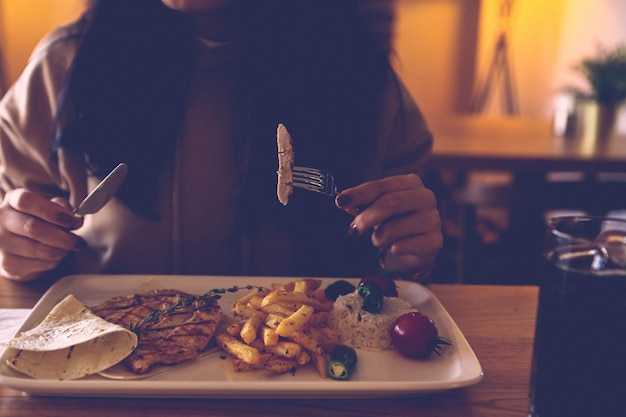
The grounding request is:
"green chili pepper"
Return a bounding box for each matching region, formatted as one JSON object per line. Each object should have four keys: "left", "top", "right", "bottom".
{"left": 328, "top": 345, "right": 358, "bottom": 380}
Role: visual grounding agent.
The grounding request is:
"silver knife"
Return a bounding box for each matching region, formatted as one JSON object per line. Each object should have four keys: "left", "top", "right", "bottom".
{"left": 72, "top": 163, "right": 128, "bottom": 218}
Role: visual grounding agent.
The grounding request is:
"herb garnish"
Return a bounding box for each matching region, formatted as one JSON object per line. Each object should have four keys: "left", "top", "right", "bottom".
{"left": 129, "top": 284, "right": 263, "bottom": 334}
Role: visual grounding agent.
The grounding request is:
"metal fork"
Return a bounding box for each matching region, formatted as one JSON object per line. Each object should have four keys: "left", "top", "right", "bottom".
{"left": 292, "top": 166, "right": 338, "bottom": 197}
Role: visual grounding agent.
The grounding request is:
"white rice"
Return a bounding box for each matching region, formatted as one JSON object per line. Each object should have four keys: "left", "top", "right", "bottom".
{"left": 328, "top": 292, "right": 417, "bottom": 352}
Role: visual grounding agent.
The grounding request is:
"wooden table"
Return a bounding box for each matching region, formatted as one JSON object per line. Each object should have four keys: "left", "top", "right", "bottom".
{"left": 0, "top": 278, "right": 538, "bottom": 417}
{"left": 429, "top": 116, "right": 626, "bottom": 173}
{"left": 427, "top": 116, "right": 626, "bottom": 283}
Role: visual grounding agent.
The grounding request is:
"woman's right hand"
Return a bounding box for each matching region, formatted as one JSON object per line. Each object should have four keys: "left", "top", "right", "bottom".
{"left": 0, "top": 188, "right": 85, "bottom": 282}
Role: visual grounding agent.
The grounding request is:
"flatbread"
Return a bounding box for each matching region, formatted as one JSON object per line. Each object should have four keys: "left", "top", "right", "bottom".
{"left": 276, "top": 123, "right": 294, "bottom": 205}
{"left": 2, "top": 294, "right": 137, "bottom": 380}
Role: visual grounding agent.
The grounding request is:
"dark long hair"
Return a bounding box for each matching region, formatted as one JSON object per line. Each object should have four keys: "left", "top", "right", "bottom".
{"left": 55, "top": 0, "right": 395, "bottom": 275}
{"left": 54, "top": 0, "right": 197, "bottom": 219}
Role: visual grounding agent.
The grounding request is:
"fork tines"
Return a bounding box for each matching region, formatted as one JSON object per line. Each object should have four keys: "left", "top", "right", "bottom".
{"left": 292, "top": 166, "right": 337, "bottom": 197}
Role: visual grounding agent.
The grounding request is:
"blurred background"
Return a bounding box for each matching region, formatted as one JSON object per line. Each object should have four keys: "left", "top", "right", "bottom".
{"left": 3, "top": 0, "right": 626, "bottom": 120}
{"left": 1, "top": 0, "right": 625, "bottom": 284}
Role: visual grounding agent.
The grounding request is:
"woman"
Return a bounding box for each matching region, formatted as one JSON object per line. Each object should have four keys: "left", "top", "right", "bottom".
{"left": 0, "top": 0, "right": 441, "bottom": 283}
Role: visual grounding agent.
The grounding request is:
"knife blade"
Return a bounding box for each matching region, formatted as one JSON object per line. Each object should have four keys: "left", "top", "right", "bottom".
{"left": 72, "top": 163, "right": 128, "bottom": 217}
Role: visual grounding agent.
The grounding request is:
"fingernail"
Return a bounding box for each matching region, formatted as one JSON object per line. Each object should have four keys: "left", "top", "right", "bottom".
{"left": 348, "top": 223, "right": 359, "bottom": 237}
{"left": 57, "top": 213, "right": 76, "bottom": 227}
{"left": 336, "top": 194, "right": 351, "bottom": 207}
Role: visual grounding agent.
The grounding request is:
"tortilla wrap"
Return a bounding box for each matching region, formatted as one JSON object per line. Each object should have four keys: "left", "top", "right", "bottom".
{"left": 2, "top": 294, "right": 138, "bottom": 380}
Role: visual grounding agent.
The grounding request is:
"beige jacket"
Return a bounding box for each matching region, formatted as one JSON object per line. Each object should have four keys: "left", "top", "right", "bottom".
{"left": 0, "top": 24, "right": 433, "bottom": 279}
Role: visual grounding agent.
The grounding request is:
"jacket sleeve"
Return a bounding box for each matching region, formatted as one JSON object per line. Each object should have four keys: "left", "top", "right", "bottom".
{"left": 371, "top": 71, "right": 433, "bottom": 180}
{"left": 0, "top": 25, "right": 82, "bottom": 200}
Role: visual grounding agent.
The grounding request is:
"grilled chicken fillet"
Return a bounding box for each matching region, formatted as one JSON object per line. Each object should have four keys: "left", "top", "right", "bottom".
{"left": 91, "top": 289, "right": 222, "bottom": 374}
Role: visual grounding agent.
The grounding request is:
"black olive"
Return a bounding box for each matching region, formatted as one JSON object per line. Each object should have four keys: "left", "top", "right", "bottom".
{"left": 324, "top": 280, "right": 356, "bottom": 301}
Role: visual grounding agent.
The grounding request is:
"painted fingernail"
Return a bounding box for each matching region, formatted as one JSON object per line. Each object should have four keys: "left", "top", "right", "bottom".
{"left": 336, "top": 194, "right": 351, "bottom": 207}
{"left": 348, "top": 223, "right": 359, "bottom": 237}
{"left": 57, "top": 213, "right": 76, "bottom": 227}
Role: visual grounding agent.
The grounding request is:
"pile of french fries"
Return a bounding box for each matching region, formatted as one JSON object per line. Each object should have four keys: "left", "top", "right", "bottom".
{"left": 216, "top": 279, "right": 339, "bottom": 377}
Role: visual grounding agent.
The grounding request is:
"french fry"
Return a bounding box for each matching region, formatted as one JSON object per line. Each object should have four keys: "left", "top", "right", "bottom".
{"left": 246, "top": 294, "right": 265, "bottom": 310}
{"left": 306, "top": 326, "right": 339, "bottom": 353}
{"left": 294, "top": 279, "right": 322, "bottom": 294}
{"left": 309, "top": 288, "right": 327, "bottom": 302}
{"left": 233, "top": 301, "right": 257, "bottom": 318}
{"left": 232, "top": 351, "right": 272, "bottom": 372}
{"left": 226, "top": 321, "right": 244, "bottom": 337}
{"left": 216, "top": 333, "right": 263, "bottom": 365}
{"left": 287, "top": 330, "right": 323, "bottom": 355}
{"left": 249, "top": 338, "right": 268, "bottom": 353}
{"left": 270, "top": 341, "right": 302, "bottom": 358}
{"left": 261, "top": 302, "right": 299, "bottom": 316}
{"left": 317, "top": 298, "right": 334, "bottom": 312}
{"left": 233, "top": 287, "right": 271, "bottom": 317}
{"left": 271, "top": 281, "right": 291, "bottom": 292}
{"left": 309, "top": 350, "right": 329, "bottom": 378}
{"left": 232, "top": 359, "right": 263, "bottom": 372}
{"left": 233, "top": 287, "right": 271, "bottom": 307}
{"left": 293, "top": 280, "right": 308, "bottom": 293}
{"left": 300, "top": 278, "right": 322, "bottom": 292}
{"left": 275, "top": 304, "right": 314, "bottom": 337}
{"left": 217, "top": 279, "right": 341, "bottom": 379}
{"left": 262, "top": 326, "right": 279, "bottom": 347}
{"left": 265, "top": 313, "right": 286, "bottom": 329}
{"left": 261, "top": 290, "right": 332, "bottom": 312}
{"left": 307, "top": 311, "right": 329, "bottom": 326}
{"left": 240, "top": 310, "right": 266, "bottom": 344}
{"left": 274, "top": 278, "right": 319, "bottom": 292}
{"left": 265, "top": 356, "right": 299, "bottom": 373}
{"left": 296, "top": 350, "right": 312, "bottom": 366}
{"left": 251, "top": 339, "right": 302, "bottom": 359}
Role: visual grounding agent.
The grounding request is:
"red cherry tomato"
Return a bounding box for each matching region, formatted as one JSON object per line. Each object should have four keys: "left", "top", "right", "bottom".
{"left": 358, "top": 275, "right": 398, "bottom": 298}
{"left": 391, "top": 312, "right": 451, "bottom": 358}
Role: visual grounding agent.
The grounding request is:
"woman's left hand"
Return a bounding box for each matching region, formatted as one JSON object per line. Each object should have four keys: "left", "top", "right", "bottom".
{"left": 335, "top": 173, "right": 442, "bottom": 279}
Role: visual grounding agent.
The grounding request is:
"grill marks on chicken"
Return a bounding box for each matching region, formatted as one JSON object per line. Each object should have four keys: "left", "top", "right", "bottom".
{"left": 91, "top": 289, "right": 222, "bottom": 374}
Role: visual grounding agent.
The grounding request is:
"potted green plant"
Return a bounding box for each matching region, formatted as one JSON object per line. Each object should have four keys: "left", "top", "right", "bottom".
{"left": 575, "top": 43, "right": 626, "bottom": 139}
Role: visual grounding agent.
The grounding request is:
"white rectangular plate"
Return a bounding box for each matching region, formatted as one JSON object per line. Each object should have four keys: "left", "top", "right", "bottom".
{"left": 0, "top": 275, "right": 482, "bottom": 398}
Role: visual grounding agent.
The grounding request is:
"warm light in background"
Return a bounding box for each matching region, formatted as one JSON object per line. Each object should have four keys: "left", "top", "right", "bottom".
{"left": 1, "top": 0, "right": 625, "bottom": 127}
{"left": 0, "top": 0, "right": 84, "bottom": 88}
{"left": 392, "top": 0, "right": 626, "bottom": 129}
{"left": 392, "top": 0, "right": 480, "bottom": 129}
{"left": 472, "top": 0, "right": 626, "bottom": 118}
{"left": 473, "top": 0, "right": 567, "bottom": 116}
